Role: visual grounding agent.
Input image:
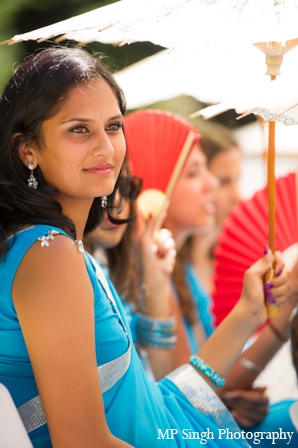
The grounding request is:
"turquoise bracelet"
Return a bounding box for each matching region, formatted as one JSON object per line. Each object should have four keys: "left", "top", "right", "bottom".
{"left": 189, "top": 355, "right": 225, "bottom": 387}
{"left": 137, "top": 313, "right": 177, "bottom": 350}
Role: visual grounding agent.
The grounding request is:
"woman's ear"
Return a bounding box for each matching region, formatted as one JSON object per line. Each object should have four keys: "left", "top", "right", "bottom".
{"left": 13, "top": 133, "right": 38, "bottom": 169}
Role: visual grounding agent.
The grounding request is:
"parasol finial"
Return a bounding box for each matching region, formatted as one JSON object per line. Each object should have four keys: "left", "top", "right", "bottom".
{"left": 254, "top": 39, "right": 298, "bottom": 76}
{"left": 264, "top": 54, "right": 283, "bottom": 76}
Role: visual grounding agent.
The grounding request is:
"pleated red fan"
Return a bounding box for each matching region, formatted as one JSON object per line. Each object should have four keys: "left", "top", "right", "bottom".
{"left": 212, "top": 172, "right": 298, "bottom": 326}
{"left": 124, "top": 109, "right": 200, "bottom": 192}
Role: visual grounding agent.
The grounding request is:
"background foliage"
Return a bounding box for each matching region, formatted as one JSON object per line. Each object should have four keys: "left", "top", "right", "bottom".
{"left": 0, "top": 0, "right": 163, "bottom": 93}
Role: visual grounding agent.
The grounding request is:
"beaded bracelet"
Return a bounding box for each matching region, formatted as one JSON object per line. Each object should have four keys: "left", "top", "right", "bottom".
{"left": 189, "top": 355, "right": 225, "bottom": 387}
{"left": 137, "top": 313, "right": 177, "bottom": 350}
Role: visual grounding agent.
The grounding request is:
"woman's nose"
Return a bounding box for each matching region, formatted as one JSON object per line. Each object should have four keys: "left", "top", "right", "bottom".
{"left": 230, "top": 181, "right": 241, "bottom": 205}
{"left": 92, "top": 130, "right": 114, "bottom": 158}
{"left": 205, "top": 169, "right": 219, "bottom": 191}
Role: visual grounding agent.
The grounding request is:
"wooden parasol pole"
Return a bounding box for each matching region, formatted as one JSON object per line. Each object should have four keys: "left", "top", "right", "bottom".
{"left": 254, "top": 42, "right": 298, "bottom": 317}
{"left": 265, "top": 74, "right": 280, "bottom": 318}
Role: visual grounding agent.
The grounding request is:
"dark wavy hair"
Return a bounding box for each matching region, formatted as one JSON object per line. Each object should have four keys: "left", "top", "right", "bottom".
{"left": 0, "top": 46, "right": 130, "bottom": 258}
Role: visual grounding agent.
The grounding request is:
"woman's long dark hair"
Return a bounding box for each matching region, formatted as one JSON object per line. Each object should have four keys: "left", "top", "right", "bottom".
{"left": 0, "top": 46, "right": 130, "bottom": 258}
{"left": 106, "top": 200, "right": 139, "bottom": 304}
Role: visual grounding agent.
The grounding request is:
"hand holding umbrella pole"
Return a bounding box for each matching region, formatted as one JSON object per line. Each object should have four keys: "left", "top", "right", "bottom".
{"left": 250, "top": 41, "right": 298, "bottom": 318}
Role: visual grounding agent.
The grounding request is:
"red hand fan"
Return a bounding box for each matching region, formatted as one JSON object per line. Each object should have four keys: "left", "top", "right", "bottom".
{"left": 212, "top": 171, "right": 298, "bottom": 326}
{"left": 124, "top": 110, "right": 199, "bottom": 225}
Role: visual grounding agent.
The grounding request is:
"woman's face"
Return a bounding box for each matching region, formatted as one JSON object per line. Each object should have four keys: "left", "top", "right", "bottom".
{"left": 27, "top": 77, "right": 126, "bottom": 211}
{"left": 164, "top": 143, "right": 218, "bottom": 242}
{"left": 90, "top": 199, "right": 130, "bottom": 249}
{"left": 208, "top": 147, "right": 242, "bottom": 226}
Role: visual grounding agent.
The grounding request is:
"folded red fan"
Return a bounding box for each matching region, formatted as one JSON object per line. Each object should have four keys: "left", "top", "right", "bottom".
{"left": 212, "top": 171, "right": 298, "bottom": 326}
{"left": 124, "top": 109, "right": 200, "bottom": 192}
{"left": 124, "top": 109, "right": 200, "bottom": 220}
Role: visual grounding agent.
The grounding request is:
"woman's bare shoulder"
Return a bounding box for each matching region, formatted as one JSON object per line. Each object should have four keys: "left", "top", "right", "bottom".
{"left": 12, "top": 233, "right": 93, "bottom": 311}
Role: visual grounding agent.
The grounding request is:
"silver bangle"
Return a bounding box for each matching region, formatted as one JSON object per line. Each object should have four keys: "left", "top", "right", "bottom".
{"left": 238, "top": 357, "right": 263, "bottom": 373}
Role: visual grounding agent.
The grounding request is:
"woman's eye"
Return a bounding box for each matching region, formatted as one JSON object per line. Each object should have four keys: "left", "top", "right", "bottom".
{"left": 219, "top": 178, "right": 230, "bottom": 186}
{"left": 69, "top": 125, "right": 89, "bottom": 134}
{"left": 107, "top": 122, "right": 123, "bottom": 131}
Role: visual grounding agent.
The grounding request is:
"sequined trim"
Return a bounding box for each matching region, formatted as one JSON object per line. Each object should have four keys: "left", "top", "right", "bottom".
{"left": 75, "top": 240, "right": 84, "bottom": 253}
{"left": 38, "top": 230, "right": 60, "bottom": 247}
{"left": 7, "top": 226, "right": 36, "bottom": 240}
{"left": 88, "top": 254, "right": 124, "bottom": 323}
{"left": 166, "top": 364, "right": 250, "bottom": 448}
{"left": 18, "top": 344, "right": 131, "bottom": 433}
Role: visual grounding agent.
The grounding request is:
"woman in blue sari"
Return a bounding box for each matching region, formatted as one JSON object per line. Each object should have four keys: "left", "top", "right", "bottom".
{"left": 123, "top": 110, "right": 298, "bottom": 446}
{"left": 0, "top": 46, "right": 290, "bottom": 448}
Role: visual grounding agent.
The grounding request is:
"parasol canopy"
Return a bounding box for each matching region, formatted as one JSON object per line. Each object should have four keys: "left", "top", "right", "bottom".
{"left": 113, "top": 44, "right": 298, "bottom": 109}
{"left": 6, "top": 0, "right": 298, "bottom": 52}
{"left": 192, "top": 75, "right": 298, "bottom": 124}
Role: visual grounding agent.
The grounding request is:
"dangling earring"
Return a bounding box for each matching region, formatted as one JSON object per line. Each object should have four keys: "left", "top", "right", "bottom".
{"left": 101, "top": 196, "right": 107, "bottom": 208}
{"left": 28, "top": 163, "right": 38, "bottom": 189}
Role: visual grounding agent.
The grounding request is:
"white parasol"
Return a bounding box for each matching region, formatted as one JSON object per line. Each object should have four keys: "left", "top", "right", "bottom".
{"left": 112, "top": 44, "right": 298, "bottom": 109}
{"left": 5, "top": 0, "right": 298, "bottom": 51}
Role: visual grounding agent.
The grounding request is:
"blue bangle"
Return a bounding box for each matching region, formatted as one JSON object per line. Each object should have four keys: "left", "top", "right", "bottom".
{"left": 137, "top": 313, "right": 177, "bottom": 350}
{"left": 189, "top": 355, "right": 225, "bottom": 387}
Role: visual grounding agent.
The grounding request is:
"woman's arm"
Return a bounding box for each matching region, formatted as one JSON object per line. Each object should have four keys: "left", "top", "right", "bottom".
{"left": 13, "top": 236, "right": 133, "bottom": 448}
{"left": 193, "top": 250, "right": 289, "bottom": 391}
{"left": 136, "top": 214, "right": 177, "bottom": 380}
{"left": 218, "top": 259, "right": 298, "bottom": 393}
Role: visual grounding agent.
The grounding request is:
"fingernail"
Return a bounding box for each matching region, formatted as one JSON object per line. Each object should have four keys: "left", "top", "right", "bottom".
{"left": 267, "top": 299, "right": 276, "bottom": 304}
{"left": 156, "top": 248, "right": 166, "bottom": 258}
{"left": 265, "top": 291, "right": 273, "bottom": 297}
{"left": 223, "top": 391, "right": 237, "bottom": 399}
{"left": 275, "top": 269, "right": 282, "bottom": 277}
{"left": 264, "top": 282, "right": 274, "bottom": 290}
{"left": 264, "top": 246, "right": 269, "bottom": 255}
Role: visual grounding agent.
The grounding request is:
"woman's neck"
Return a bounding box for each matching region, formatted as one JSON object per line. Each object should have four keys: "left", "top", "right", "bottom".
{"left": 59, "top": 197, "right": 93, "bottom": 240}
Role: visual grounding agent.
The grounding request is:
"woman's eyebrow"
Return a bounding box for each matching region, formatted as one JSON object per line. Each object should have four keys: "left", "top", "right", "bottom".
{"left": 61, "top": 114, "right": 123, "bottom": 124}
{"left": 61, "top": 117, "right": 94, "bottom": 124}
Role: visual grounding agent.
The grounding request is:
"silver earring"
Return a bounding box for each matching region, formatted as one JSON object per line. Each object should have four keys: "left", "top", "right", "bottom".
{"left": 28, "top": 163, "right": 38, "bottom": 189}
{"left": 101, "top": 196, "right": 107, "bottom": 208}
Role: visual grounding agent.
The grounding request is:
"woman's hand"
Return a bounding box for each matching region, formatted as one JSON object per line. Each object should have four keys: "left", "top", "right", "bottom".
{"left": 221, "top": 387, "right": 269, "bottom": 428}
{"left": 287, "top": 259, "right": 298, "bottom": 306}
{"left": 137, "top": 212, "right": 176, "bottom": 280}
{"left": 195, "top": 250, "right": 290, "bottom": 391}
{"left": 135, "top": 210, "right": 176, "bottom": 317}
{"left": 238, "top": 249, "right": 290, "bottom": 330}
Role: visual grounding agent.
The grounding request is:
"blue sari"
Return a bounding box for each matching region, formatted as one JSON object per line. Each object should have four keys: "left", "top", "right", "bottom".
{"left": 0, "top": 225, "right": 251, "bottom": 447}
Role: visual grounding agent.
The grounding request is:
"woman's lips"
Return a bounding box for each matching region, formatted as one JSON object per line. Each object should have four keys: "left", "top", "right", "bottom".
{"left": 202, "top": 200, "right": 215, "bottom": 214}
{"left": 101, "top": 217, "right": 123, "bottom": 229}
{"left": 85, "top": 163, "right": 113, "bottom": 175}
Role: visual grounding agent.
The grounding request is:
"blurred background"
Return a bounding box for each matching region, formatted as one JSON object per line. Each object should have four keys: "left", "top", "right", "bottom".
{"left": 1, "top": 0, "right": 298, "bottom": 199}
